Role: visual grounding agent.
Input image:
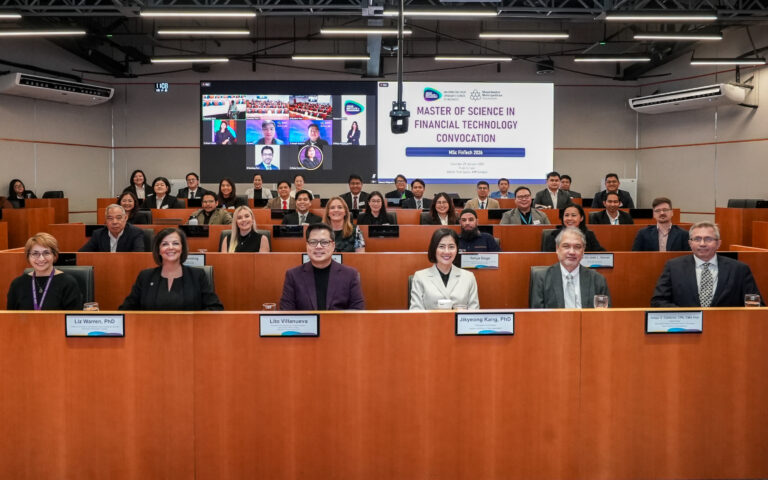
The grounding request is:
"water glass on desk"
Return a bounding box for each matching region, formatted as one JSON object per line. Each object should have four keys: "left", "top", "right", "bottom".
{"left": 745, "top": 294, "right": 761, "bottom": 307}
{"left": 593, "top": 295, "right": 610, "bottom": 309}
{"left": 83, "top": 302, "right": 99, "bottom": 311}
{"left": 262, "top": 303, "right": 277, "bottom": 311}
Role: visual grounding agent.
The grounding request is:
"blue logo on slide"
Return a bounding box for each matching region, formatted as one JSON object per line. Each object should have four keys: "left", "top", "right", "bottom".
{"left": 344, "top": 100, "right": 364, "bottom": 115}
{"left": 423, "top": 88, "right": 442, "bottom": 101}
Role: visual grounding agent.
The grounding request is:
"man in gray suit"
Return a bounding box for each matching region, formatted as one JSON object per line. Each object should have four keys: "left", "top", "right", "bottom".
{"left": 534, "top": 171, "right": 572, "bottom": 209}
{"left": 500, "top": 187, "right": 551, "bottom": 225}
{"left": 530, "top": 227, "right": 611, "bottom": 308}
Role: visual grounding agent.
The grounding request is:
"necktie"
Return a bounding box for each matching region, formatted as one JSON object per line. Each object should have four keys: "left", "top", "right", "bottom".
{"left": 353, "top": 196, "right": 358, "bottom": 210}
{"left": 299, "top": 214, "right": 306, "bottom": 224}
{"left": 189, "top": 191, "right": 194, "bottom": 199}
{"left": 565, "top": 273, "right": 578, "bottom": 308}
{"left": 700, "top": 263, "right": 714, "bottom": 307}
{"left": 282, "top": 200, "right": 287, "bottom": 210}
{"left": 480, "top": 201, "right": 485, "bottom": 209}
{"left": 417, "top": 199, "right": 422, "bottom": 210}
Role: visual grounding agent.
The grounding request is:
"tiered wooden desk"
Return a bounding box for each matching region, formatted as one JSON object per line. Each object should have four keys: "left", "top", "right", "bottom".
{"left": 0, "top": 309, "right": 766, "bottom": 479}
{"left": 716, "top": 207, "right": 768, "bottom": 248}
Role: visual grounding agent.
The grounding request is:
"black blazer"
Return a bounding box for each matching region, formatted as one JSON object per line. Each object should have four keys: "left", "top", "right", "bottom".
{"left": 592, "top": 189, "right": 635, "bottom": 209}
{"left": 632, "top": 225, "right": 691, "bottom": 252}
{"left": 78, "top": 224, "right": 145, "bottom": 252}
{"left": 385, "top": 189, "right": 414, "bottom": 200}
{"left": 589, "top": 210, "right": 634, "bottom": 225}
{"left": 651, "top": 254, "right": 762, "bottom": 307}
{"left": 543, "top": 225, "right": 605, "bottom": 252}
{"left": 401, "top": 197, "right": 432, "bottom": 210}
{"left": 119, "top": 266, "right": 223, "bottom": 310}
{"left": 356, "top": 212, "right": 396, "bottom": 225}
{"left": 144, "top": 195, "right": 181, "bottom": 209}
{"left": 176, "top": 187, "right": 211, "bottom": 199}
{"left": 534, "top": 189, "right": 573, "bottom": 209}
{"left": 219, "top": 196, "right": 248, "bottom": 209}
{"left": 281, "top": 212, "right": 322, "bottom": 225}
{"left": 340, "top": 191, "right": 369, "bottom": 210}
{"left": 123, "top": 185, "right": 154, "bottom": 203}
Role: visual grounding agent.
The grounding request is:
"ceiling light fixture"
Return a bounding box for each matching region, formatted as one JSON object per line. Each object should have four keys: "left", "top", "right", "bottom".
{"left": 0, "top": 29, "right": 86, "bottom": 36}
{"left": 141, "top": 10, "right": 256, "bottom": 18}
{"left": 292, "top": 54, "right": 371, "bottom": 61}
{"left": 320, "top": 27, "right": 412, "bottom": 36}
{"left": 690, "top": 57, "right": 766, "bottom": 65}
{"left": 150, "top": 57, "right": 230, "bottom": 63}
{"left": 0, "top": 13, "right": 22, "bottom": 19}
{"left": 574, "top": 55, "right": 651, "bottom": 62}
{"left": 157, "top": 29, "right": 251, "bottom": 36}
{"left": 382, "top": 9, "right": 497, "bottom": 17}
{"left": 434, "top": 55, "right": 512, "bottom": 62}
{"left": 634, "top": 32, "right": 722, "bottom": 40}
{"left": 479, "top": 32, "right": 568, "bottom": 39}
{"left": 604, "top": 12, "right": 717, "bottom": 22}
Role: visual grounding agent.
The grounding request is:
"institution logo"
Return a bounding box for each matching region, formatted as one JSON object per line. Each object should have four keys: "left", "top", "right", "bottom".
{"left": 470, "top": 90, "right": 481, "bottom": 101}
{"left": 423, "top": 87, "right": 442, "bottom": 101}
{"left": 344, "top": 100, "right": 364, "bottom": 115}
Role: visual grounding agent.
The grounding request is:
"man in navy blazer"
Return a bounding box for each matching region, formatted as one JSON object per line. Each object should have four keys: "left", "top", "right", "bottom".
{"left": 589, "top": 191, "right": 634, "bottom": 225}
{"left": 79, "top": 204, "right": 145, "bottom": 252}
{"left": 651, "top": 222, "right": 762, "bottom": 307}
{"left": 279, "top": 223, "right": 364, "bottom": 310}
{"left": 632, "top": 197, "right": 690, "bottom": 251}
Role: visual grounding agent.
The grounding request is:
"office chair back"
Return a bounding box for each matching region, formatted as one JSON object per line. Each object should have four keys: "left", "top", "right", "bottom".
{"left": 24, "top": 265, "right": 94, "bottom": 303}
{"left": 528, "top": 266, "right": 550, "bottom": 308}
{"left": 219, "top": 229, "right": 272, "bottom": 250}
{"left": 42, "top": 191, "right": 64, "bottom": 199}
{"left": 541, "top": 229, "right": 556, "bottom": 251}
{"left": 192, "top": 266, "right": 214, "bottom": 291}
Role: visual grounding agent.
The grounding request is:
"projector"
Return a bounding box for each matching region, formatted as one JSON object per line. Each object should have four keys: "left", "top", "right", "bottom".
{"left": 390, "top": 101, "right": 410, "bottom": 134}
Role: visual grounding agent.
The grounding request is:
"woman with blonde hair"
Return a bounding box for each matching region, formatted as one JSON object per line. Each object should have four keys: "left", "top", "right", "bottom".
{"left": 220, "top": 205, "right": 270, "bottom": 252}
{"left": 322, "top": 196, "right": 365, "bottom": 252}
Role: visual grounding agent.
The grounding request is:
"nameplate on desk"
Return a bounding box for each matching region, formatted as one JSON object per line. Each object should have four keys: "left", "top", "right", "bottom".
{"left": 184, "top": 254, "right": 206, "bottom": 267}
{"left": 65, "top": 314, "right": 125, "bottom": 337}
{"left": 260, "top": 314, "right": 319, "bottom": 337}
{"left": 303, "top": 254, "right": 342, "bottom": 264}
{"left": 368, "top": 225, "right": 399, "bottom": 238}
{"left": 460, "top": 253, "right": 499, "bottom": 269}
{"left": 581, "top": 253, "right": 614, "bottom": 268}
{"left": 179, "top": 225, "right": 210, "bottom": 237}
{"left": 646, "top": 311, "right": 703, "bottom": 334}
{"left": 456, "top": 312, "right": 514, "bottom": 336}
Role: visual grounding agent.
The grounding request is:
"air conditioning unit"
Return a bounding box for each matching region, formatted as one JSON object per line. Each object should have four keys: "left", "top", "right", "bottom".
{"left": 0, "top": 72, "right": 114, "bottom": 106}
{"left": 628, "top": 83, "right": 748, "bottom": 114}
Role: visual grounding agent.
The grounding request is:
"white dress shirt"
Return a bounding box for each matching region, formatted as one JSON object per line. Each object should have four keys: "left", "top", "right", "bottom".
{"left": 559, "top": 263, "right": 581, "bottom": 308}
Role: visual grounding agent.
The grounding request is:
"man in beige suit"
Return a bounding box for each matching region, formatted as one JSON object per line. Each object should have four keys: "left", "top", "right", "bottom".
{"left": 464, "top": 181, "right": 500, "bottom": 210}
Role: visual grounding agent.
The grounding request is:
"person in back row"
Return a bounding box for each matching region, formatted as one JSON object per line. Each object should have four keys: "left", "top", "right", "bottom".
{"left": 340, "top": 174, "right": 369, "bottom": 210}
{"left": 500, "top": 187, "right": 550, "bottom": 225}
{"left": 190, "top": 192, "right": 232, "bottom": 225}
{"left": 357, "top": 191, "right": 396, "bottom": 225}
{"left": 79, "top": 204, "right": 145, "bottom": 252}
{"left": 267, "top": 180, "right": 295, "bottom": 210}
{"left": 465, "top": 181, "right": 500, "bottom": 210}
{"left": 400, "top": 179, "right": 431, "bottom": 210}
{"left": 8, "top": 178, "right": 37, "bottom": 208}
{"left": 144, "top": 177, "right": 181, "bottom": 209}
{"left": 592, "top": 173, "right": 635, "bottom": 209}
{"left": 632, "top": 197, "right": 689, "bottom": 251}
{"left": 385, "top": 174, "right": 414, "bottom": 204}
{"left": 177, "top": 172, "right": 210, "bottom": 200}
{"left": 559, "top": 174, "right": 581, "bottom": 199}
{"left": 534, "top": 171, "right": 572, "bottom": 209}
{"left": 245, "top": 173, "right": 273, "bottom": 200}
{"left": 589, "top": 191, "right": 634, "bottom": 225}
{"left": 490, "top": 178, "right": 514, "bottom": 199}
{"left": 421, "top": 192, "right": 459, "bottom": 225}
{"left": 458, "top": 209, "right": 500, "bottom": 253}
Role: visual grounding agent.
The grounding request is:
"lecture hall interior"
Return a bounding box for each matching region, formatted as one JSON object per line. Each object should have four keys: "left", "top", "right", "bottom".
{"left": 1, "top": 1, "right": 768, "bottom": 478}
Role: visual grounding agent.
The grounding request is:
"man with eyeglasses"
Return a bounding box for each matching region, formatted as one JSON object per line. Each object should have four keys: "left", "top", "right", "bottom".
{"left": 632, "top": 197, "right": 690, "bottom": 251}
{"left": 279, "top": 223, "right": 364, "bottom": 310}
{"left": 592, "top": 173, "right": 635, "bottom": 209}
{"left": 79, "top": 204, "right": 145, "bottom": 252}
{"left": 651, "top": 221, "right": 762, "bottom": 307}
{"left": 500, "top": 187, "right": 551, "bottom": 225}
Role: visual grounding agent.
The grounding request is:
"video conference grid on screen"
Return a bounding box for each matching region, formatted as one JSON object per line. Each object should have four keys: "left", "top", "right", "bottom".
{"left": 200, "top": 81, "right": 554, "bottom": 185}
{"left": 200, "top": 81, "right": 377, "bottom": 184}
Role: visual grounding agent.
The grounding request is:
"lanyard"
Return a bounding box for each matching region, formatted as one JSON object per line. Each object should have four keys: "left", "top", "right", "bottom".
{"left": 519, "top": 211, "right": 532, "bottom": 225}
{"left": 31, "top": 272, "right": 54, "bottom": 311}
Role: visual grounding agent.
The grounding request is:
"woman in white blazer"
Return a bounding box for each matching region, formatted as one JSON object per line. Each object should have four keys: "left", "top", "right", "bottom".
{"left": 410, "top": 228, "right": 479, "bottom": 310}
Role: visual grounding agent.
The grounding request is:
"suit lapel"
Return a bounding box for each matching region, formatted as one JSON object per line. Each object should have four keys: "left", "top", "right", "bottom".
{"left": 301, "top": 263, "right": 318, "bottom": 309}
{"left": 550, "top": 266, "right": 565, "bottom": 308}
{"left": 682, "top": 256, "right": 700, "bottom": 305}
{"left": 578, "top": 266, "right": 592, "bottom": 307}
{"left": 325, "top": 262, "right": 341, "bottom": 309}
{"left": 711, "top": 255, "right": 729, "bottom": 305}
{"left": 428, "top": 265, "right": 450, "bottom": 298}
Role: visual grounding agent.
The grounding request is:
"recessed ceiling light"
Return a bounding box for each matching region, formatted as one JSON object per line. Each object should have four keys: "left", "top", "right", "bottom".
{"left": 634, "top": 32, "right": 722, "bottom": 40}
{"left": 434, "top": 55, "right": 512, "bottom": 62}
{"left": 141, "top": 10, "right": 256, "bottom": 18}
{"left": 319, "top": 28, "right": 413, "bottom": 36}
{"left": 151, "top": 57, "right": 230, "bottom": 63}
{"left": 479, "top": 32, "right": 569, "bottom": 39}
{"left": 690, "top": 57, "right": 766, "bottom": 65}
{"left": 292, "top": 55, "right": 371, "bottom": 61}
{"left": 156, "top": 29, "right": 251, "bottom": 36}
{"left": 0, "top": 29, "right": 86, "bottom": 36}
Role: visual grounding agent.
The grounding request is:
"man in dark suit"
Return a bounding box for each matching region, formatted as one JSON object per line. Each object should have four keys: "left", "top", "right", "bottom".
{"left": 339, "top": 174, "right": 369, "bottom": 210}
{"left": 530, "top": 227, "right": 610, "bottom": 308}
{"left": 79, "top": 204, "right": 145, "bottom": 252}
{"left": 589, "top": 191, "right": 634, "bottom": 225}
{"left": 458, "top": 209, "right": 500, "bottom": 253}
{"left": 560, "top": 174, "right": 581, "bottom": 199}
{"left": 282, "top": 190, "right": 322, "bottom": 225}
{"left": 592, "top": 173, "right": 635, "bottom": 209}
{"left": 401, "top": 179, "right": 432, "bottom": 210}
{"left": 279, "top": 224, "right": 365, "bottom": 310}
{"left": 632, "top": 197, "right": 690, "bottom": 251}
{"left": 534, "top": 171, "right": 572, "bottom": 209}
{"left": 303, "top": 123, "right": 329, "bottom": 150}
{"left": 176, "top": 172, "right": 210, "bottom": 199}
{"left": 385, "top": 174, "right": 414, "bottom": 204}
{"left": 651, "top": 221, "right": 762, "bottom": 307}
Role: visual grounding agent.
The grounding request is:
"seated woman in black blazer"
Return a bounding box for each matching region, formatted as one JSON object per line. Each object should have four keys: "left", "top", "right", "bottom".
{"left": 543, "top": 204, "right": 605, "bottom": 252}
{"left": 119, "top": 227, "right": 223, "bottom": 310}
{"left": 356, "top": 191, "right": 396, "bottom": 225}
{"left": 8, "top": 178, "right": 37, "bottom": 208}
{"left": 218, "top": 177, "right": 247, "bottom": 209}
{"left": 420, "top": 192, "right": 459, "bottom": 225}
{"left": 143, "top": 177, "right": 181, "bottom": 209}
{"left": 118, "top": 191, "right": 151, "bottom": 224}
{"left": 122, "top": 169, "right": 153, "bottom": 205}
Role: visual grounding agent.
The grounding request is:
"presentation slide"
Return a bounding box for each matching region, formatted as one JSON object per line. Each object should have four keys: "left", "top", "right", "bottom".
{"left": 377, "top": 82, "right": 553, "bottom": 184}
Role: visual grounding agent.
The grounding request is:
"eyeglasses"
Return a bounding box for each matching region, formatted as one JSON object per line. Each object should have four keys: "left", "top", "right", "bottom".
{"left": 307, "top": 239, "right": 333, "bottom": 248}
{"left": 515, "top": 194, "right": 531, "bottom": 200}
{"left": 29, "top": 250, "right": 53, "bottom": 258}
{"left": 690, "top": 236, "right": 717, "bottom": 243}
{"left": 653, "top": 208, "right": 672, "bottom": 214}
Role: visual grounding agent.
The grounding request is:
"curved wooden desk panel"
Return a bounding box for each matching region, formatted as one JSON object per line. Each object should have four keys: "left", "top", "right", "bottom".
{"left": 26, "top": 198, "right": 69, "bottom": 224}
{"left": 3, "top": 207, "right": 56, "bottom": 248}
